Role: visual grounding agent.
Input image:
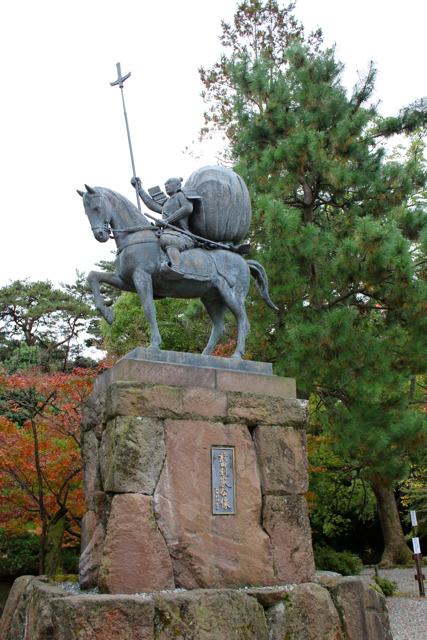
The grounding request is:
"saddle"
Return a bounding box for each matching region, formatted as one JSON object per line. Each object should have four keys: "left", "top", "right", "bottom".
{"left": 159, "top": 247, "right": 238, "bottom": 289}
{"left": 164, "top": 248, "right": 215, "bottom": 282}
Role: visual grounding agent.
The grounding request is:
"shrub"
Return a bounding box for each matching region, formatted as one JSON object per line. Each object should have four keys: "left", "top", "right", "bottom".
{"left": 61, "top": 546, "right": 80, "bottom": 574}
{"left": 0, "top": 533, "right": 39, "bottom": 578}
{"left": 314, "top": 543, "right": 362, "bottom": 576}
{"left": 373, "top": 575, "right": 398, "bottom": 596}
{"left": 0, "top": 533, "right": 80, "bottom": 578}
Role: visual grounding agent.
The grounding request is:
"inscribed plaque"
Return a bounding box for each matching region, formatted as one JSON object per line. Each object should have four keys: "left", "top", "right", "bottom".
{"left": 212, "top": 446, "right": 236, "bottom": 515}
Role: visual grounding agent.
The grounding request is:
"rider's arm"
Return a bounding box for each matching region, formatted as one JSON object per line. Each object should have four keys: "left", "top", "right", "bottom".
{"left": 165, "top": 192, "right": 193, "bottom": 225}
{"left": 131, "top": 177, "right": 162, "bottom": 214}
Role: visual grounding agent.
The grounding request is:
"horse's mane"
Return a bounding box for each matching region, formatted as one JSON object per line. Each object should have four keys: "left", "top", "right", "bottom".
{"left": 95, "top": 187, "right": 151, "bottom": 226}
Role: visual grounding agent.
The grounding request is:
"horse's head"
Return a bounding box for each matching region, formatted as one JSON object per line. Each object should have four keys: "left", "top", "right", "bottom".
{"left": 77, "top": 184, "right": 112, "bottom": 243}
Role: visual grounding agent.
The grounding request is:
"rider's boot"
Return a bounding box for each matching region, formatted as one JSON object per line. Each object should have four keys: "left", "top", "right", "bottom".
{"left": 161, "top": 247, "right": 184, "bottom": 280}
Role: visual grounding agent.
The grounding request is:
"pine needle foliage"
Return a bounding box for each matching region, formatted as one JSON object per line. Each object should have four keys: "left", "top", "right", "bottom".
{"left": 226, "top": 41, "right": 427, "bottom": 484}
{"left": 199, "top": 0, "right": 322, "bottom": 153}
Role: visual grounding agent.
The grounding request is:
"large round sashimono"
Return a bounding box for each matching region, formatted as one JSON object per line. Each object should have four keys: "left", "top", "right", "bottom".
{"left": 185, "top": 166, "right": 251, "bottom": 244}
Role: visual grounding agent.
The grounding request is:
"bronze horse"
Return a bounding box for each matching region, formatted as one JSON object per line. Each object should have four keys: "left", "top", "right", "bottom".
{"left": 78, "top": 185, "right": 277, "bottom": 358}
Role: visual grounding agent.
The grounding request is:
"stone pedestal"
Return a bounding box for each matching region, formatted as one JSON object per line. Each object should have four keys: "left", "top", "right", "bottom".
{"left": 1, "top": 574, "right": 394, "bottom": 640}
{"left": 80, "top": 350, "right": 314, "bottom": 595}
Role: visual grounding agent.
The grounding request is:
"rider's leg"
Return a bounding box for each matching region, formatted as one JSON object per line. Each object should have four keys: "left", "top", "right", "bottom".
{"left": 166, "top": 246, "right": 181, "bottom": 272}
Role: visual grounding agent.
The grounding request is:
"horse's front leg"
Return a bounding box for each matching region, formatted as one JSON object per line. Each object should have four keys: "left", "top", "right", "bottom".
{"left": 88, "top": 270, "right": 135, "bottom": 325}
{"left": 132, "top": 268, "right": 162, "bottom": 349}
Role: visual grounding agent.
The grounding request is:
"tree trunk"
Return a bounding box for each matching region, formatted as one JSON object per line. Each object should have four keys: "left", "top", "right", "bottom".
{"left": 44, "top": 508, "right": 68, "bottom": 576}
{"left": 371, "top": 480, "right": 412, "bottom": 566}
{"left": 39, "top": 518, "right": 47, "bottom": 575}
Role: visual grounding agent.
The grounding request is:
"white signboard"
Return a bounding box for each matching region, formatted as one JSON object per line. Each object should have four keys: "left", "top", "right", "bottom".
{"left": 412, "top": 537, "right": 421, "bottom": 555}
{"left": 410, "top": 510, "right": 418, "bottom": 527}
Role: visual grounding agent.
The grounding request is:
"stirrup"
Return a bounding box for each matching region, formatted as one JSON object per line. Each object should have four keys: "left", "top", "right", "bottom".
{"left": 160, "top": 261, "right": 184, "bottom": 281}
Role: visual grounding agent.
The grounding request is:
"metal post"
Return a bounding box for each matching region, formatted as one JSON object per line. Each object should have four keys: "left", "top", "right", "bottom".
{"left": 110, "top": 62, "right": 141, "bottom": 211}
{"left": 410, "top": 510, "right": 425, "bottom": 597}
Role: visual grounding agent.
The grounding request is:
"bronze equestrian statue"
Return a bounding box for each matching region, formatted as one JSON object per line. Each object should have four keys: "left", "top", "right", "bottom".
{"left": 77, "top": 165, "right": 277, "bottom": 359}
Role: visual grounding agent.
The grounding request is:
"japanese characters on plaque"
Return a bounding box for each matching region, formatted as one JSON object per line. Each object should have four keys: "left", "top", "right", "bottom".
{"left": 212, "top": 446, "right": 236, "bottom": 515}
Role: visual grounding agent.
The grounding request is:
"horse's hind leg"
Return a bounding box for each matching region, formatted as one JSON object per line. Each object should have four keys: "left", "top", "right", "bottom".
{"left": 201, "top": 293, "right": 227, "bottom": 356}
{"left": 132, "top": 268, "right": 162, "bottom": 349}
{"left": 216, "top": 281, "right": 250, "bottom": 359}
{"left": 88, "top": 270, "right": 136, "bottom": 325}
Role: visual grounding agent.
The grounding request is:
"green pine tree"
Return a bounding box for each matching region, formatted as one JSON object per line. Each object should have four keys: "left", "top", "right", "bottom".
{"left": 201, "top": 1, "right": 427, "bottom": 564}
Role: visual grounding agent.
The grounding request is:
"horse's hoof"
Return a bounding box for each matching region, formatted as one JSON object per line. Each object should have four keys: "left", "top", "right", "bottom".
{"left": 104, "top": 309, "right": 115, "bottom": 325}
{"left": 230, "top": 353, "right": 243, "bottom": 360}
{"left": 147, "top": 344, "right": 161, "bottom": 351}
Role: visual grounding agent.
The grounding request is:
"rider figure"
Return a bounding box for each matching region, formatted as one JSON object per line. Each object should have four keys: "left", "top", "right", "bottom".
{"left": 132, "top": 176, "right": 195, "bottom": 280}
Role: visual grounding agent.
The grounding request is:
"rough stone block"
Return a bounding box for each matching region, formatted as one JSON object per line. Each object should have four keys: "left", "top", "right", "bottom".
{"left": 217, "top": 370, "right": 296, "bottom": 397}
{"left": 99, "top": 416, "right": 165, "bottom": 494}
{"left": 48, "top": 589, "right": 267, "bottom": 640}
{"left": 105, "top": 381, "right": 227, "bottom": 422}
{"left": 152, "top": 589, "right": 268, "bottom": 639}
{"left": 226, "top": 393, "right": 309, "bottom": 427}
{"left": 266, "top": 583, "right": 343, "bottom": 640}
{"left": 50, "top": 594, "right": 154, "bottom": 640}
{"left": 3, "top": 579, "right": 391, "bottom": 640}
{"left": 181, "top": 385, "right": 227, "bottom": 417}
{"left": 81, "top": 510, "right": 99, "bottom": 554}
{"left": 0, "top": 575, "right": 34, "bottom": 640}
{"left": 6, "top": 577, "right": 51, "bottom": 640}
{"left": 320, "top": 576, "right": 393, "bottom": 640}
{"left": 94, "top": 358, "right": 295, "bottom": 398}
{"left": 253, "top": 425, "right": 309, "bottom": 494}
{"left": 81, "top": 392, "right": 105, "bottom": 439}
{"left": 262, "top": 495, "right": 315, "bottom": 584}
{"left": 19, "top": 579, "right": 67, "bottom": 640}
{"left": 94, "top": 491, "right": 113, "bottom": 527}
{"left": 154, "top": 419, "right": 274, "bottom": 589}
{"left": 81, "top": 429, "right": 102, "bottom": 510}
{"left": 79, "top": 523, "right": 105, "bottom": 590}
{"left": 98, "top": 493, "right": 174, "bottom": 595}
{"left": 244, "top": 586, "right": 292, "bottom": 607}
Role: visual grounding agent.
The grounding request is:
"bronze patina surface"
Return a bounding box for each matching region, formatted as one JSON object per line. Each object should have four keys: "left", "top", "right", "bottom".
{"left": 78, "top": 166, "right": 277, "bottom": 359}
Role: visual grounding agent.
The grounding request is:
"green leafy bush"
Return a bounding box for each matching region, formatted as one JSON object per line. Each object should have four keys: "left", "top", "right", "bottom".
{"left": 373, "top": 576, "right": 398, "bottom": 596}
{"left": 0, "top": 533, "right": 39, "bottom": 578}
{"left": 61, "top": 546, "right": 80, "bottom": 574}
{"left": 314, "top": 544, "right": 362, "bottom": 576}
{"left": 0, "top": 533, "right": 80, "bottom": 578}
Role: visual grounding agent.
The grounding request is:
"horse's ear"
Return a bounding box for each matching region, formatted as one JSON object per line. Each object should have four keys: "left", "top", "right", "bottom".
{"left": 76, "top": 190, "right": 85, "bottom": 197}
{"left": 84, "top": 184, "right": 97, "bottom": 194}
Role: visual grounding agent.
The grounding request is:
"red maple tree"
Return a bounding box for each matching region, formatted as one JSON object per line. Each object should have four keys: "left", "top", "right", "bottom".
{"left": 0, "top": 366, "right": 96, "bottom": 574}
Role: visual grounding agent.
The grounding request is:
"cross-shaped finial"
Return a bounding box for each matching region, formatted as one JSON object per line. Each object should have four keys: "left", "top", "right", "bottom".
{"left": 110, "top": 62, "right": 131, "bottom": 89}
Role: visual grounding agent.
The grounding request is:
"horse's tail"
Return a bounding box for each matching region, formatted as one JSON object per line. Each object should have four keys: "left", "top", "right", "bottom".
{"left": 247, "top": 260, "right": 278, "bottom": 311}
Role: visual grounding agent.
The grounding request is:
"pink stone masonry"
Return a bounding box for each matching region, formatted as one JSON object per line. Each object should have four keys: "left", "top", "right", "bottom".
{"left": 154, "top": 420, "right": 275, "bottom": 589}
{"left": 98, "top": 493, "right": 175, "bottom": 595}
{"left": 81, "top": 359, "right": 314, "bottom": 594}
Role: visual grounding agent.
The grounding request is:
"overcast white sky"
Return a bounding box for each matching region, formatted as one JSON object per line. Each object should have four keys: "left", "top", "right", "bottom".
{"left": 1, "top": 0, "right": 425, "bottom": 288}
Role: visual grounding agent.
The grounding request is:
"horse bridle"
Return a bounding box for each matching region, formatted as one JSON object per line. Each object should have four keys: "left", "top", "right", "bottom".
{"left": 85, "top": 193, "right": 157, "bottom": 239}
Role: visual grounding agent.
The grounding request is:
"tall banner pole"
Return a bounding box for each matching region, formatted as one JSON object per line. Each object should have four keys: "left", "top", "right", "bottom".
{"left": 110, "top": 62, "right": 141, "bottom": 211}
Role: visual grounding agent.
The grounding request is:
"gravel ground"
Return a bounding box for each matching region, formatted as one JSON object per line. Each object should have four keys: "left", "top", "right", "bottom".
{"left": 55, "top": 582, "right": 297, "bottom": 598}
{"left": 361, "top": 567, "right": 427, "bottom": 639}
